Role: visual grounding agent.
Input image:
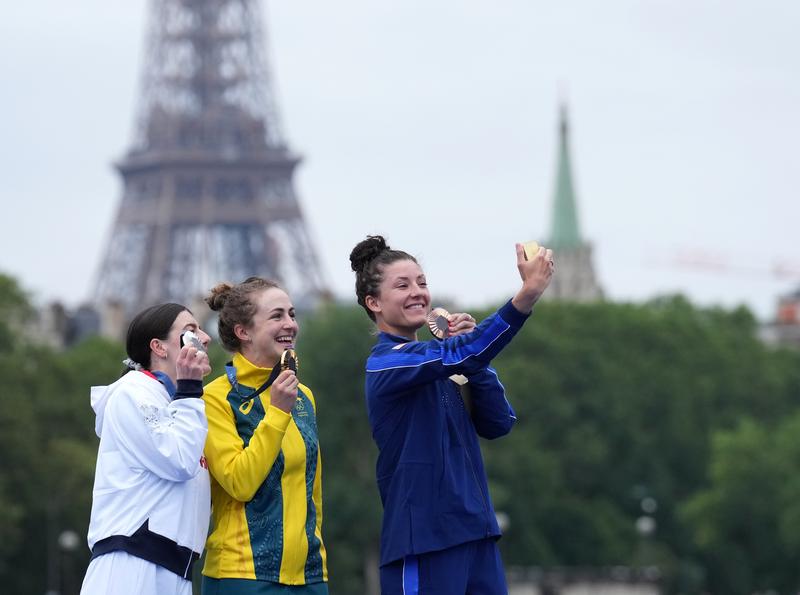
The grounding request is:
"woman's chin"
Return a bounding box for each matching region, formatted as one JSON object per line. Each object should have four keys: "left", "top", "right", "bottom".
{"left": 405, "top": 316, "right": 426, "bottom": 332}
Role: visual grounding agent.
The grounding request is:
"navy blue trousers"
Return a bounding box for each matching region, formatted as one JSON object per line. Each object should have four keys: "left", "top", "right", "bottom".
{"left": 380, "top": 538, "right": 507, "bottom": 595}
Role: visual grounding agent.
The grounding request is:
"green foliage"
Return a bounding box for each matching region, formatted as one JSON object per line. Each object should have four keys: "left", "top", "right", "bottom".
{"left": 0, "top": 273, "right": 33, "bottom": 321}
{"left": 2, "top": 273, "right": 800, "bottom": 595}
{"left": 0, "top": 275, "right": 123, "bottom": 591}
{"left": 682, "top": 413, "right": 800, "bottom": 594}
{"left": 481, "top": 296, "right": 800, "bottom": 592}
{"left": 0, "top": 295, "right": 124, "bottom": 594}
{"left": 298, "top": 303, "right": 383, "bottom": 594}
{"left": 0, "top": 273, "right": 33, "bottom": 353}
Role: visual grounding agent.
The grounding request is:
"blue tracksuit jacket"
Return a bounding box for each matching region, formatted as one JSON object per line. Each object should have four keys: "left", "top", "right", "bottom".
{"left": 365, "top": 300, "right": 530, "bottom": 566}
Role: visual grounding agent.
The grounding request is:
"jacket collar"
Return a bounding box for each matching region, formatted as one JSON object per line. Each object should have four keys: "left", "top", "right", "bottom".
{"left": 376, "top": 331, "right": 415, "bottom": 345}
{"left": 150, "top": 370, "right": 176, "bottom": 398}
{"left": 231, "top": 351, "right": 275, "bottom": 388}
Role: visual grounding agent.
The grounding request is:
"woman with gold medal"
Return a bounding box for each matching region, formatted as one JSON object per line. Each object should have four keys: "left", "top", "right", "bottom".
{"left": 201, "top": 277, "right": 327, "bottom": 595}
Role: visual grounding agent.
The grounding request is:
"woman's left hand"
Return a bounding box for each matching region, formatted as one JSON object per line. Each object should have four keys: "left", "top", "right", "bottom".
{"left": 447, "top": 312, "right": 476, "bottom": 337}
{"left": 176, "top": 345, "right": 212, "bottom": 380}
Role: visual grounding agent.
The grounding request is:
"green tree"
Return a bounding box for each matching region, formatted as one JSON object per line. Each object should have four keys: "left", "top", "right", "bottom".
{"left": 299, "top": 303, "right": 384, "bottom": 594}
{"left": 3, "top": 270, "right": 800, "bottom": 595}
{"left": 683, "top": 414, "right": 800, "bottom": 594}
{"left": 483, "top": 296, "right": 800, "bottom": 592}
{"left": 0, "top": 274, "right": 39, "bottom": 579}
{"left": 0, "top": 273, "right": 125, "bottom": 594}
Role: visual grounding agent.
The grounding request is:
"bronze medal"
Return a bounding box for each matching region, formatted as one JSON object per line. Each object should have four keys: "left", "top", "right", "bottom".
{"left": 428, "top": 307, "right": 451, "bottom": 340}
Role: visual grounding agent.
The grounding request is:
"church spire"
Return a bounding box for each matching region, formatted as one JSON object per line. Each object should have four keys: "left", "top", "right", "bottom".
{"left": 541, "top": 102, "right": 603, "bottom": 302}
{"left": 548, "top": 104, "right": 583, "bottom": 249}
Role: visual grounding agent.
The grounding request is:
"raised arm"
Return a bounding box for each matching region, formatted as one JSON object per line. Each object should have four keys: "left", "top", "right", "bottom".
{"left": 366, "top": 301, "right": 529, "bottom": 398}
{"left": 511, "top": 242, "right": 553, "bottom": 314}
{"left": 367, "top": 242, "right": 553, "bottom": 399}
{"left": 203, "top": 381, "right": 292, "bottom": 502}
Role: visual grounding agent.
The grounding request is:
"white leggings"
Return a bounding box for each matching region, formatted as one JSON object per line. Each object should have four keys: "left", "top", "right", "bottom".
{"left": 80, "top": 550, "right": 193, "bottom": 595}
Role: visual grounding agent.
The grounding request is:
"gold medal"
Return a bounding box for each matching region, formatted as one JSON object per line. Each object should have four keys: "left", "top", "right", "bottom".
{"left": 428, "top": 307, "right": 451, "bottom": 339}
{"left": 280, "top": 348, "right": 298, "bottom": 373}
{"left": 523, "top": 240, "right": 540, "bottom": 261}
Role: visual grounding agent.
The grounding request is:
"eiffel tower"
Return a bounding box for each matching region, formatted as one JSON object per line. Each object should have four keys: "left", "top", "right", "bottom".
{"left": 94, "top": 0, "right": 327, "bottom": 331}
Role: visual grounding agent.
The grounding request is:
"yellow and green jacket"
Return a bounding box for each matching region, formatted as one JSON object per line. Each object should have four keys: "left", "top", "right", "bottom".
{"left": 201, "top": 352, "right": 327, "bottom": 585}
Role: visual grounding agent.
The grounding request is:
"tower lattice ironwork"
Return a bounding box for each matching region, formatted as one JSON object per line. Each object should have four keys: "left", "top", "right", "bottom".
{"left": 94, "top": 0, "right": 327, "bottom": 325}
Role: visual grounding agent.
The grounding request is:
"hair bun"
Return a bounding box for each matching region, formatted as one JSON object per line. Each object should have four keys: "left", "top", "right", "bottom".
{"left": 349, "top": 235, "right": 389, "bottom": 272}
{"left": 205, "top": 282, "right": 234, "bottom": 311}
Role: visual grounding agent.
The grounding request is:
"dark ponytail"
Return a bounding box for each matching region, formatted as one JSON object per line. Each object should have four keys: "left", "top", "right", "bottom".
{"left": 125, "top": 303, "right": 188, "bottom": 372}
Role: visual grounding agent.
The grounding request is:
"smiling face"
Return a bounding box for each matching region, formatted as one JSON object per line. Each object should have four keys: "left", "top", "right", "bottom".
{"left": 366, "top": 259, "right": 430, "bottom": 340}
{"left": 236, "top": 287, "right": 298, "bottom": 368}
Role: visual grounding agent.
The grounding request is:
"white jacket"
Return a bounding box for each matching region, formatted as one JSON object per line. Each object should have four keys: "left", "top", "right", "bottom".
{"left": 86, "top": 370, "right": 210, "bottom": 557}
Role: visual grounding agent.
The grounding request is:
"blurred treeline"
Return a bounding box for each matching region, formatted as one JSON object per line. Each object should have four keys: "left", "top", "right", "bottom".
{"left": 2, "top": 271, "right": 800, "bottom": 595}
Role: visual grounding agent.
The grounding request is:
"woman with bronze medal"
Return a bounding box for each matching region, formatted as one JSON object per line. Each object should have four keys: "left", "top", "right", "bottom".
{"left": 349, "top": 235, "right": 553, "bottom": 595}
{"left": 201, "top": 277, "right": 327, "bottom": 595}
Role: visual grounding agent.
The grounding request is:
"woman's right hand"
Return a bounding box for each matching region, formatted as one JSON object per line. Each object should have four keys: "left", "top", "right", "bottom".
{"left": 270, "top": 369, "right": 299, "bottom": 413}
{"left": 447, "top": 312, "right": 477, "bottom": 337}
{"left": 176, "top": 345, "right": 212, "bottom": 380}
{"left": 511, "top": 243, "right": 554, "bottom": 314}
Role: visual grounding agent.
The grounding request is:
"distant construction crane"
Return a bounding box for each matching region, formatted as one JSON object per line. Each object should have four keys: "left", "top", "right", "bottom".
{"left": 666, "top": 249, "right": 800, "bottom": 325}
{"left": 671, "top": 250, "right": 800, "bottom": 281}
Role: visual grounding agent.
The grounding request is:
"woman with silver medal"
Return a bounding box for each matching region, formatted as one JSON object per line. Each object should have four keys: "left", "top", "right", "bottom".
{"left": 80, "top": 303, "right": 212, "bottom": 595}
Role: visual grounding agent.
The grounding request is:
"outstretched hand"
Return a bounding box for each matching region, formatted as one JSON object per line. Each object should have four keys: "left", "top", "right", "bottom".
{"left": 176, "top": 345, "right": 212, "bottom": 381}
{"left": 511, "top": 244, "right": 554, "bottom": 313}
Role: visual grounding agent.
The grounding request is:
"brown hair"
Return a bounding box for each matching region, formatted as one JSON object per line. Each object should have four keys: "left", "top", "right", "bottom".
{"left": 349, "top": 235, "right": 418, "bottom": 321}
{"left": 205, "top": 277, "right": 281, "bottom": 352}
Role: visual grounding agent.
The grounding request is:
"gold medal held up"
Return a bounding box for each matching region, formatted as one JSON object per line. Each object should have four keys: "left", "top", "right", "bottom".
{"left": 522, "top": 241, "right": 540, "bottom": 261}
{"left": 428, "top": 307, "right": 451, "bottom": 340}
{"left": 280, "top": 348, "right": 298, "bottom": 373}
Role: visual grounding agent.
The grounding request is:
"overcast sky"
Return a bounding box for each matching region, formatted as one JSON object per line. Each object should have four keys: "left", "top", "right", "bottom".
{"left": 2, "top": 1, "right": 799, "bottom": 321}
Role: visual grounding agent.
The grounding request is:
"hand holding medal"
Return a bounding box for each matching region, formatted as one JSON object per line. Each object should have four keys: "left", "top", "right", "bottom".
{"left": 513, "top": 239, "right": 555, "bottom": 313}
{"left": 427, "top": 308, "right": 476, "bottom": 339}
{"left": 427, "top": 309, "right": 472, "bottom": 402}
{"left": 269, "top": 349, "right": 299, "bottom": 413}
{"left": 177, "top": 330, "right": 211, "bottom": 380}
